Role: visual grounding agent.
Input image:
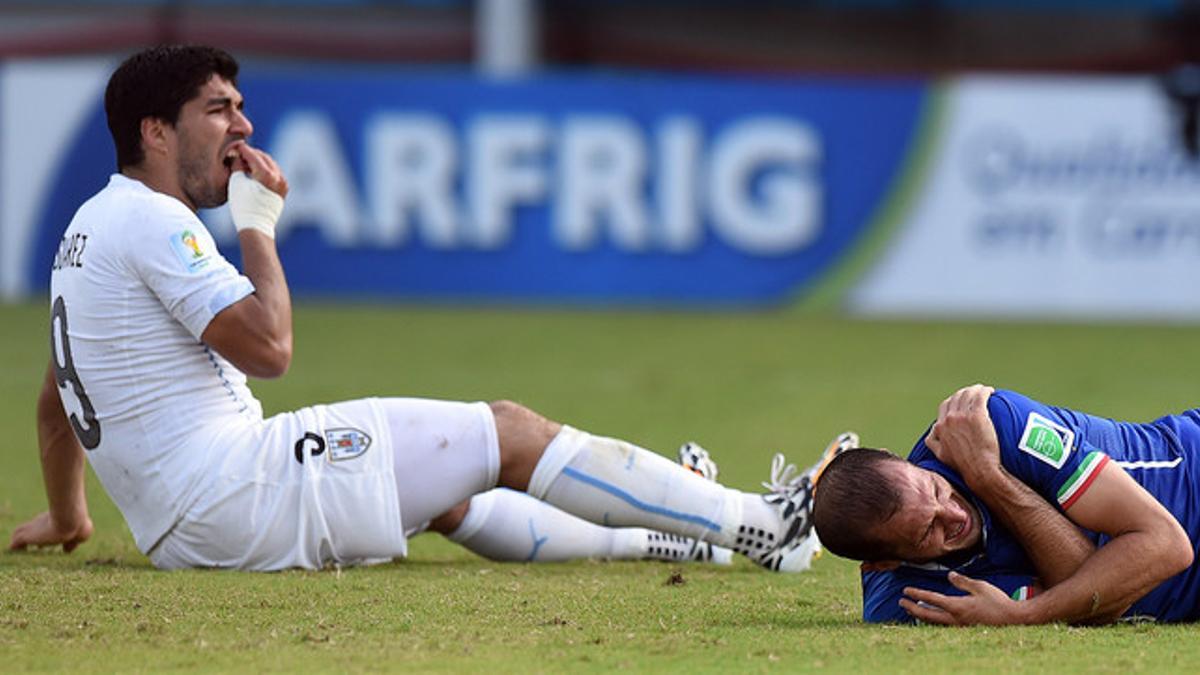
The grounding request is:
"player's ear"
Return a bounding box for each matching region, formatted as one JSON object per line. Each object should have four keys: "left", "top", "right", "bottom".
{"left": 140, "top": 117, "right": 171, "bottom": 158}
{"left": 860, "top": 560, "right": 902, "bottom": 573}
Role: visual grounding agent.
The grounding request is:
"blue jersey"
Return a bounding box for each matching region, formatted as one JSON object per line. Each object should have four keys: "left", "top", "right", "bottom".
{"left": 863, "top": 389, "right": 1200, "bottom": 623}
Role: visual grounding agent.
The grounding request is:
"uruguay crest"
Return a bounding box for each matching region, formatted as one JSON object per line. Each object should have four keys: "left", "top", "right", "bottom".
{"left": 325, "top": 428, "right": 371, "bottom": 461}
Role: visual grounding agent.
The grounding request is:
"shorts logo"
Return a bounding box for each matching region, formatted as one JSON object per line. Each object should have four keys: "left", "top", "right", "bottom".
{"left": 1018, "top": 412, "right": 1074, "bottom": 469}
{"left": 169, "top": 229, "right": 212, "bottom": 274}
{"left": 326, "top": 428, "right": 371, "bottom": 461}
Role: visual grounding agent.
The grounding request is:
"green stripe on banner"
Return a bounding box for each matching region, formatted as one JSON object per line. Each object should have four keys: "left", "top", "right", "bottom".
{"left": 794, "top": 82, "right": 949, "bottom": 312}
{"left": 1057, "top": 451, "right": 1102, "bottom": 504}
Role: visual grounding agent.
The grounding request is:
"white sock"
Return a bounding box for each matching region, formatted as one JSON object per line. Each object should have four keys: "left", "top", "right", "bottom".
{"left": 447, "top": 489, "right": 734, "bottom": 564}
{"left": 526, "top": 426, "right": 781, "bottom": 549}
{"left": 446, "top": 488, "right": 648, "bottom": 562}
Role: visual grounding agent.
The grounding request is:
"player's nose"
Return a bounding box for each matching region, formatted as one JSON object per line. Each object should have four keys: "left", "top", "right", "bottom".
{"left": 935, "top": 498, "right": 959, "bottom": 523}
{"left": 230, "top": 108, "right": 253, "bottom": 137}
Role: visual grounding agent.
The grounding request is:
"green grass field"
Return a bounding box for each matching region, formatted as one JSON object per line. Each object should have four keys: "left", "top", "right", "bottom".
{"left": 3, "top": 301, "right": 1200, "bottom": 672}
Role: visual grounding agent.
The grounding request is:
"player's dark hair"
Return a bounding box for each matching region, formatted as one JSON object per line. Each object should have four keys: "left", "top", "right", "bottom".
{"left": 104, "top": 45, "right": 239, "bottom": 170}
{"left": 812, "top": 448, "right": 907, "bottom": 561}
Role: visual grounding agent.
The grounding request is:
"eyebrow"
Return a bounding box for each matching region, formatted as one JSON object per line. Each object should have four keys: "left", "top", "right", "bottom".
{"left": 204, "top": 96, "right": 244, "bottom": 109}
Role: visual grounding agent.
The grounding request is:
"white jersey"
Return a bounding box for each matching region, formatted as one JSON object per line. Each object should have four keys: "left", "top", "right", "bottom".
{"left": 49, "top": 174, "right": 261, "bottom": 553}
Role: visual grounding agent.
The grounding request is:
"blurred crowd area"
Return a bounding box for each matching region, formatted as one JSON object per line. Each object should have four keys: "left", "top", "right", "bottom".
{"left": 0, "top": 0, "right": 1198, "bottom": 73}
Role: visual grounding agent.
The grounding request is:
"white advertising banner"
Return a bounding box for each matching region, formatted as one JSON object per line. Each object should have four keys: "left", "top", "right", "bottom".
{"left": 850, "top": 76, "right": 1200, "bottom": 321}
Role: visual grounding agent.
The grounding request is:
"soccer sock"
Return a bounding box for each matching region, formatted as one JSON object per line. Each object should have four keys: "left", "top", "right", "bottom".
{"left": 446, "top": 488, "right": 648, "bottom": 562}
{"left": 526, "top": 426, "right": 782, "bottom": 550}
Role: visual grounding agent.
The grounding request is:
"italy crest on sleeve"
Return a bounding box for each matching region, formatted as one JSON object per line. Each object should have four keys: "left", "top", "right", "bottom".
{"left": 1018, "top": 412, "right": 1074, "bottom": 469}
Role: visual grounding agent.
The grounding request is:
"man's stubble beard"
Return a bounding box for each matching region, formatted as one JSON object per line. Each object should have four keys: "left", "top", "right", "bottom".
{"left": 177, "top": 133, "right": 228, "bottom": 210}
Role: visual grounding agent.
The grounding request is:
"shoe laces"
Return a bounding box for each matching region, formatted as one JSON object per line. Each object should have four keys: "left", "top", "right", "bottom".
{"left": 761, "top": 453, "right": 814, "bottom": 542}
{"left": 762, "top": 453, "right": 804, "bottom": 495}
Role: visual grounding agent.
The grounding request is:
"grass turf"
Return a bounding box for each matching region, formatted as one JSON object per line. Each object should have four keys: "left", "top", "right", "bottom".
{"left": 3, "top": 301, "right": 1200, "bottom": 672}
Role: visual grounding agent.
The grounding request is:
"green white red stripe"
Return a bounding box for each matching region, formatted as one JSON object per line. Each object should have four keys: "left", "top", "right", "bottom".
{"left": 1010, "top": 585, "right": 1038, "bottom": 601}
{"left": 1057, "top": 452, "right": 1110, "bottom": 510}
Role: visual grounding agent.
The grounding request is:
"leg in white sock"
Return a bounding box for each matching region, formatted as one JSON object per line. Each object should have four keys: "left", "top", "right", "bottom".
{"left": 446, "top": 489, "right": 733, "bottom": 564}
{"left": 525, "top": 426, "right": 783, "bottom": 550}
{"left": 486, "top": 401, "right": 785, "bottom": 567}
{"left": 446, "top": 488, "right": 644, "bottom": 562}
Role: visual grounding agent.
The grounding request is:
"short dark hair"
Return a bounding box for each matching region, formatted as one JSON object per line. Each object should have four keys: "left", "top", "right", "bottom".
{"left": 104, "top": 45, "right": 239, "bottom": 170}
{"left": 812, "top": 448, "right": 907, "bottom": 561}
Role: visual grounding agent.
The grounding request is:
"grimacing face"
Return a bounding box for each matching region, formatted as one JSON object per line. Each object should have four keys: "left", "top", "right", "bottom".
{"left": 868, "top": 462, "right": 983, "bottom": 563}
{"left": 173, "top": 75, "right": 252, "bottom": 210}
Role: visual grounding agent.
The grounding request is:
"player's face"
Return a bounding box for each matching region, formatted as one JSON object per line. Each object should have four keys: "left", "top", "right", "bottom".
{"left": 871, "top": 463, "right": 982, "bottom": 563}
{"left": 173, "top": 75, "right": 253, "bottom": 210}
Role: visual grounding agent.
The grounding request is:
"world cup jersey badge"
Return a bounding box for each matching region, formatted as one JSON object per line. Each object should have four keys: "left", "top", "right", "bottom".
{"left": 1018, "top": 412, "right": 1074, "bottom": 469}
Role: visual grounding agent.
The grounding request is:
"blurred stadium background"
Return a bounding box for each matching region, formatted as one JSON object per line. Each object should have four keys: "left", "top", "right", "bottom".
{"left": 3, "top": 0, "right": 1200, "bottom": 320}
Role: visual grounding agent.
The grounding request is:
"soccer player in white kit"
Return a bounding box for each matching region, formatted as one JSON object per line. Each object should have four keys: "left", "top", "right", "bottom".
{"left": 11, "top": 45, "right": 830, "bottom": 572}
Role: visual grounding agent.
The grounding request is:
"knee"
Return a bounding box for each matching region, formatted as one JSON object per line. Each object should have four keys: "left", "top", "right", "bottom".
{"left": 428, "top": 499, "right": 471, "bottom": 535}
{"left": 489, "top": 400, "right": 560, "bottom": 438}
{"left": 488, "top": 400, "right": 561, "bottom": 486}
{"left": 488, "top": 399, "right": 529, "bottom": 427}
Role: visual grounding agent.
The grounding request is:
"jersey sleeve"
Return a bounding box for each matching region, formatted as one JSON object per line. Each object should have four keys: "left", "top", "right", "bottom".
{"left": 863, "top": 568, "right": 931, "bottom": 623}
{"left": 989, "top": 390, "right": 1111, "bottom": 512}
{"left": 863, "top": 566, "right": 1040, "bottom": 624}
{"left": 126, "top": 203, "right": 254, "bottom": 340}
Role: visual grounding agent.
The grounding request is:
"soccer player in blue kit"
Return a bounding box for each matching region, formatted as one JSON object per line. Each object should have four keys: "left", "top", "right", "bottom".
{"left": 811, "top": 384, "right": 1200, "bottom": 625}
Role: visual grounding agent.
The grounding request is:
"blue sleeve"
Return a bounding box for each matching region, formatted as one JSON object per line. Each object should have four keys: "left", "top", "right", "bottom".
{"left": 863, "top": 568, "right": 960, "bottom": 624}
{"left": 990, "top": 390, "right": 1111, "bottom": 511}
{"left": 863, "top": 566, "right": 1041, "bottom": 624}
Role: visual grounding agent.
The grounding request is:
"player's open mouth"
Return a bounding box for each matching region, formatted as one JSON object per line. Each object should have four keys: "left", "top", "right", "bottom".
{"left": 221, "top": 146, "right": 239, "bottom": 171}
{"left": 947, "top": 519, "right": 966, "bottom": 543}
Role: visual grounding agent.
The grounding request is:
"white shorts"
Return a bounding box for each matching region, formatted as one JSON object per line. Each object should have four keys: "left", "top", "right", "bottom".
{"left": 149, "top": 397, "right": 499, "bottom": 571}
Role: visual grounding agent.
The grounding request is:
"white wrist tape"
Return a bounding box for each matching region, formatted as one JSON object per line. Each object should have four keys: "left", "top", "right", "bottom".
{"left": 228, "top": 172, "right": 284, "bottom": 239}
